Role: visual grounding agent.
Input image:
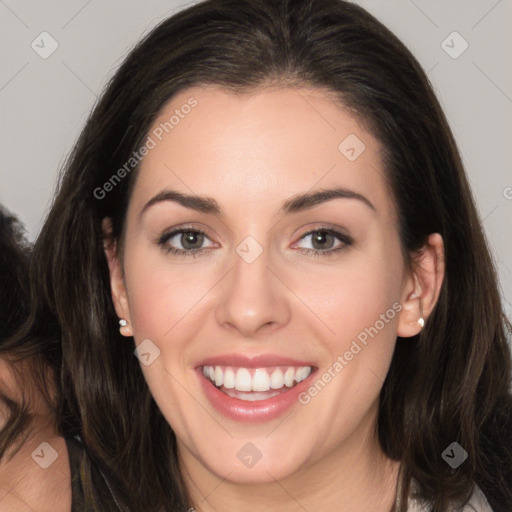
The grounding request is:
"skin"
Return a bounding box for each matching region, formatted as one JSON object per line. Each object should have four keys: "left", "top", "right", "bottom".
{"left": 0, "top": 359, "right": 71, "bottom": 512}
{"left": 105, "top": 85, "right": 445, "bottom": 511}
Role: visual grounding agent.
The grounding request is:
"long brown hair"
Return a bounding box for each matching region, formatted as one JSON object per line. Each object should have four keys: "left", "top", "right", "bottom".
{"left": 14, "top": 0, "right": 512, "bottom": 510}
{"left": 0, "top": 207, "right": 55, "bottom": 458}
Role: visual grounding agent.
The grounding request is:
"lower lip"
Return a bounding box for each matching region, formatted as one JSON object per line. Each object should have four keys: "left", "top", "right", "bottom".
{"left": 196, "top": 368, "right": 315, "bottom": 423}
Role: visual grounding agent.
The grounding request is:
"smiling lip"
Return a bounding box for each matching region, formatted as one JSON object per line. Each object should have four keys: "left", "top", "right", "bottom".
{"left": 197, "top": 353, "right": 314, "bottom": 368}
{"left": 195, "top": 354, "right": 316, "bottom": 423}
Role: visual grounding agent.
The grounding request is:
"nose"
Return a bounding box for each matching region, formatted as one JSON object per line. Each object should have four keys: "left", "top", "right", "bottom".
{"left": 215, "top": 242, "right": 291, "bottom": 339}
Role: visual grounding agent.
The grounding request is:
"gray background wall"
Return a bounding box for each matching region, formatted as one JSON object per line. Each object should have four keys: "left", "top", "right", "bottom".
{"left": 1, "top": 0, "right": 511, "bottom": 319}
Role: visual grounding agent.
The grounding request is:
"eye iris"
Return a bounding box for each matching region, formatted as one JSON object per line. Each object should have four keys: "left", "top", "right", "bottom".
{"left": 312, "top": 230, "right": 334, "bottom": 250}
{"left": 182, "top": 231, "right": 203, "bottom": 250}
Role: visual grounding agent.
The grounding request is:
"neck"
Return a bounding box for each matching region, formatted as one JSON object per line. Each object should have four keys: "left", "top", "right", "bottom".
{"left": 180, "top": 402, "right": 401, "bottom": 512}
{"left": 0, "top": 357, "right": 70, "bottom": 512}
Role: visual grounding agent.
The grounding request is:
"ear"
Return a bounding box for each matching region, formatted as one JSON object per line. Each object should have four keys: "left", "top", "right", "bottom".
{"left": 397, "top": 233, "right": 445, "bottom": 337}
{"left": 102, "top": 217, "right": 133, "bottom": 337}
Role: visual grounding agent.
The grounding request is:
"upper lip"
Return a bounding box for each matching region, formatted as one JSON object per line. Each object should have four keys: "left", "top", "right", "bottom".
{"left": 196, "top": 353, "right": 316, "bottom": 369}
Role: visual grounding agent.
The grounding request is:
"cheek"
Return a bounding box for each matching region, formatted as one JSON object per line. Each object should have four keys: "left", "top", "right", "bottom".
{"left": 291, "top": 253, "right": 403, "bottom": 349}
{"left": 292, "top": 261, "right": 403, "bottom": 432}
{"left": 121, "top": 252, "right": 210, "bottom": 427}
{"left": 290, "top": 250, "right": 404, "bottom": 418}
{"left": 123, "top": 249, "right": 217, "bottom": 341}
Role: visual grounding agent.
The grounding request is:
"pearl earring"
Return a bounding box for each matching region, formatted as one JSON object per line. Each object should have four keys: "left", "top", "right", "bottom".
{"left": 418, "top": 317, "right": 425, "bottom": 327}
{"left": 118, "top": 318, "right": 132, "bottom": 336}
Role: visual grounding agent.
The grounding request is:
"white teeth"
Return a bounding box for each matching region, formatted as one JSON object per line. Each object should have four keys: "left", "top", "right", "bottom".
{"left": 214, "top": 366, "right": 223, "bottom": 387}
{"left": 283, "top": 367, "right": 295, "bottom": 387}
{"left": 202, "top": 365, "right": 313, "bottom": 394}
{"left": 252, "top": 369, "right": 270, "bottom": 392}
{"left": 235, "top": 368, "right": 252, "bottom": 392}
{"left": 222, "top": 389, "right": 282, "bottom": 401}
{"left": 270, "top": 368, "right": 284, "bottom": 389}
{"left": 223, "top": 368, "right": 235, "bottom": 389}
{"left": 296, "top": 366, "right": 311, "bottom": 383}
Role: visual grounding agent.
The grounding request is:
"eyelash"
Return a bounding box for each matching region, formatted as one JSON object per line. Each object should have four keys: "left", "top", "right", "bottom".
{"left": 157, "top": 225, "right": 353, "bottom": 259}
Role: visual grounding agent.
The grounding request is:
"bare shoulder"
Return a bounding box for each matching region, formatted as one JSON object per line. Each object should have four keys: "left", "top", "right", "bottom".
{"left": 0, "top": 430, "right": 71, "bottom": 512}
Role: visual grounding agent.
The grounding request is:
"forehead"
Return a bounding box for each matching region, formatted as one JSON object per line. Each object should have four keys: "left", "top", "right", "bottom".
{"left": 129, "top": 85, "right": 395, "bottom": 221}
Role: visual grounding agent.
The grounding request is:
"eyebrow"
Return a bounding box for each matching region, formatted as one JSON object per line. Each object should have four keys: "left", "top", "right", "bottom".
{"left": 140, "top": 186, "right": 376, "bottom": 218}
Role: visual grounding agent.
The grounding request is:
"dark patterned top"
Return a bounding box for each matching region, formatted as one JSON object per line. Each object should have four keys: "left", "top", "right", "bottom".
{"left": 65, "top": 435, "right": 125, "bottom": 512}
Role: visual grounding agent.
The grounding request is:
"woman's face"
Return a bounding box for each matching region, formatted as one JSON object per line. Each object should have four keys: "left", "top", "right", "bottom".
{"left": 107, "top": 85, "right": 425, "bottom": 483}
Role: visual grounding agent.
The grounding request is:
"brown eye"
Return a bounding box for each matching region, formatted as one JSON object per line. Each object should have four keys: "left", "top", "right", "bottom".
{"left": 179, "top": 230, "right": 205, "bottom": 250}
{"left": 310, "top": 230, "right": 336, "bottom": 250}
{"left": 295, "top": 227, "right": 353, "bottom": 257}
{"left": 158, "top": 227, "right": 213, "bottom": 257}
